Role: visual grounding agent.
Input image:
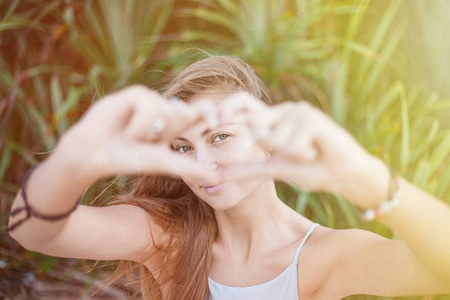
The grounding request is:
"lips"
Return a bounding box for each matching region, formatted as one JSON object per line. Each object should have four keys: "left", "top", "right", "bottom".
{"left": 200, "top": 182, "right": 226, "bottom": 195}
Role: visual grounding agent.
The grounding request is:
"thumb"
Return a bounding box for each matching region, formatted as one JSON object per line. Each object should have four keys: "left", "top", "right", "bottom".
{"left": 220, "top": 160, "right": 275, "bottom": 183}
{"left": 221, "top": 157, "right": 327, "bottom": 192}
{"left": 111, "top": 143, "right": 220, "bottom": 182}
{"left": 155, "top": 151, "right": 222, "bottom": 182}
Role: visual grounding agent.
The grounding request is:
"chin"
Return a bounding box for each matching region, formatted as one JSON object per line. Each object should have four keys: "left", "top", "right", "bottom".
{"left": 204, "top": 197, "right": 242, "bottom": 211}
{"left": 187, "top": 184, "right": 237, "bottom": 211}
{"left": 197, "top": 193, "right": 241, "bottom": 211}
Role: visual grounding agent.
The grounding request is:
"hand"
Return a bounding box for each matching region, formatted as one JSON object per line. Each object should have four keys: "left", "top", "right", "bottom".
{"left": 219, "top": 92, "right": 390, "bottom": 208}
{"left": 55, "top": 85, "right": 221, "bottom": 183}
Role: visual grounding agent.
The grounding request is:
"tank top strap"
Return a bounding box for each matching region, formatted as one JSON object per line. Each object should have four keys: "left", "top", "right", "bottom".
{"left": 292, "top": 223, "right": 320, "bottom": 264}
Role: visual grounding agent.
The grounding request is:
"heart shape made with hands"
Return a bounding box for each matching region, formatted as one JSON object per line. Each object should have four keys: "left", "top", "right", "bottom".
{"left": 78, "top": 86, "right": 386, "bottom": 208}
{"left": 142, "top": 91, "right": 378, "bottom": 200}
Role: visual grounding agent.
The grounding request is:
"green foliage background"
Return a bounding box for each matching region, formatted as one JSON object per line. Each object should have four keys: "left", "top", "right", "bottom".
{"left": 0, "top": 0, "right": 449, "bottom": 299}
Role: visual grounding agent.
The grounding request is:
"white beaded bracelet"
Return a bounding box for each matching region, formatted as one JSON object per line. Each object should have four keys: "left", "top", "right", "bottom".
{"left": 362, "top": 166, "right": 400, "bottom": 221}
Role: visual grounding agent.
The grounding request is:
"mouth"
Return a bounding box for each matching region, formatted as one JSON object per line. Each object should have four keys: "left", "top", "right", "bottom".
{"left": 200, "top": 183, "right": 226, "bottom": 195}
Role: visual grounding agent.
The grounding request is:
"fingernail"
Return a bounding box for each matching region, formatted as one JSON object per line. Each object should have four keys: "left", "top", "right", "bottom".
{"left": 169, "top": 96, "right": 184, "bottom": 106}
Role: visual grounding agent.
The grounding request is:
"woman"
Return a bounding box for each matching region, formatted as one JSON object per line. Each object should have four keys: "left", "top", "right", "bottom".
{"left": 8, "top": 56, "right": 450, "bottom": 299}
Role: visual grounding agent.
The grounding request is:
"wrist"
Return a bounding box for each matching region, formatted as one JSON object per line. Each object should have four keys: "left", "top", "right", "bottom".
{"left": 361, "top": 166, "right": 400, "bottom": 221}
{"left": 338, "top": 155, "right": 391, "bottom": 210}
{"left": 45, "top": 149, "right": 97, "bottom": 191}
{"left": 54, "top": 126, "right": 105, "bottom": 183}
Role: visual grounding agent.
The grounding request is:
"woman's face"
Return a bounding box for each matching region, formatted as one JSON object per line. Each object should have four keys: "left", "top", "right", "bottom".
{"left": 170, "top": 92, "right": 269, "bottom": 211}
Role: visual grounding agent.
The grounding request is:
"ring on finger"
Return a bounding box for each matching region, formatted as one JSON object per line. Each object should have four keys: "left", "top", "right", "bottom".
{"left": 169, "top": 96, "right": 184, "bottom": 106}
{"left": 149, "top": 117, "right": 165, "bottom": 135}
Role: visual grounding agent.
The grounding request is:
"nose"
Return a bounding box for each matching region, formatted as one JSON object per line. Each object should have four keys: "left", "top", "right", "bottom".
{"left": 195, "top": 147, "right": 219, "bottom": 171}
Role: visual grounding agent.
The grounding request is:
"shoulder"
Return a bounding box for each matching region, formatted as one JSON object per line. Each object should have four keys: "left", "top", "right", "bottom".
{"left": 301, "top": 225, "right": 388, "bottom": 259}
{"left": 296, "top": 226, "right": 386, "bottom": 299}
{"left": 295, "top": 225, "right": 337, "bottom": 299}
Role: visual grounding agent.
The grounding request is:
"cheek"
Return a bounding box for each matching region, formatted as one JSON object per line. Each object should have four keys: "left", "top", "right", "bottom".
{"left": 182, "top": 176, "right": 196, "bottom": 189}
{"left": 180, "top": 169, "right": 199, "bottom": 189}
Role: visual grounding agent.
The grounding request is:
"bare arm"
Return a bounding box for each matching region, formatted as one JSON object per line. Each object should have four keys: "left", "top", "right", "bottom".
{"left": 326, "top": 229, "right": 450, "bottom": 298}
{"left": 327, "top": 159, "right": 450, "bottom": 297}
{"left": 8, "top": 151, "right": 155, "bottom": 262}
{"left": 383, "top": 176, "right": 450, "bottom": 281}
{"left": 8, "top": 85, "right": 217, "bottom": 263}
{"left": 219, "top": 95, "right": 450, "bottom": 296}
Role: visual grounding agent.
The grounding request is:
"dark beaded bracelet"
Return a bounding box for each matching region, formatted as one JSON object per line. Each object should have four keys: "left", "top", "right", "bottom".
{"left": 7, "top": 165, "right": 82, "bottom": 232}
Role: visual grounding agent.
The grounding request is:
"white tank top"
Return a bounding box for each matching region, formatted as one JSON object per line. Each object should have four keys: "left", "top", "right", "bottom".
{"left": 207, "top": 223, "right": 320, "bottom": 300}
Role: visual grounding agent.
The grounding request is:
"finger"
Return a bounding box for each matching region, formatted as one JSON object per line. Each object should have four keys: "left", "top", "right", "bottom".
{"left": 124, "top": 95, "right": 211, "bottom": 143}
{"left": 289, "top": 129, "right": 318, "bottom": 162}
{"left": 245, "top": 102, "right": 295, "bottom": 141}
{"left": 190, "top": 99, "right": 220, "bottom": 129}
{"left": 155, "top": 103, "right": 202, "bottom": 141}
{"left": 266, "top": 122, "right": 318, "bottom": 163}
{"left": 258, "top": 102, "right": 319, "bottom": 162}
{"left": 112, "top": 143, "right": 221, "bottom": 181}
{"left": 154, "top": 150, "right": 222, "bottom": 181}
{"left": 220, "top": 159, "right": 275, "bottom": 183}
{"left": 124, "top": 105, "right": 161, "bottom": 141}
{"left": 84, "top": 85, "right": 162, "bottom": 133}
{"left": 219, "top": 92, "right": 268, "bottom": 125}
{"left": 258, "top": 116, "right": 297, "bottom": 154}
{"left": 121, "top": 88, "right": 167, "bottom": 141}
{"left": 221, "top": 157, "right": 325, "bottom": 192}
{"left": 156, "top": 99, "right": 221, "bottom": 143}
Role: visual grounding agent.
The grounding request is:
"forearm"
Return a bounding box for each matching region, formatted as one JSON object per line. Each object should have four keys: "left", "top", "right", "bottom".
{"left": 344, "top": 156, "right": 450, "bottom": 280}
{"left": 382, "top": 177, "right": 450, "bottom": 279}
{"left": 8, "top": 137, "right": 98, "bottom": 249}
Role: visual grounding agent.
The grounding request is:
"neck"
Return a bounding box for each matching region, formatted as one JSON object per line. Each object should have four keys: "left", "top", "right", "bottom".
{"left": 213, "top": 180, "right": 301, "bottom": 260}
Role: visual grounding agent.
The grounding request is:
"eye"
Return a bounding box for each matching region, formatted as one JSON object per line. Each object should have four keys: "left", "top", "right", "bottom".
{"left": 212, "top": 133, "right": 230, "bottom": 142}
{"left": 175, "top": 145, "right": 192, "bottom": 153}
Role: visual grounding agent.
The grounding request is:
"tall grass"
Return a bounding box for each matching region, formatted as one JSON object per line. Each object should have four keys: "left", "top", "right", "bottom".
{"left": 63, "top": 0, "right": 174, "bottom": 89}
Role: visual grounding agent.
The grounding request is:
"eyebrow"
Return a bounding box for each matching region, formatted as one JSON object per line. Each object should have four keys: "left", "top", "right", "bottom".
{"left": 174, "top": 128, "right": 211, "bottom": 142}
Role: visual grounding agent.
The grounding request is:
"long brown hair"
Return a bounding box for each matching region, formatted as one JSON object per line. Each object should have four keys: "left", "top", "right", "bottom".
{"left": 105, "top": 55, "right": 272, "bottom": 300}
